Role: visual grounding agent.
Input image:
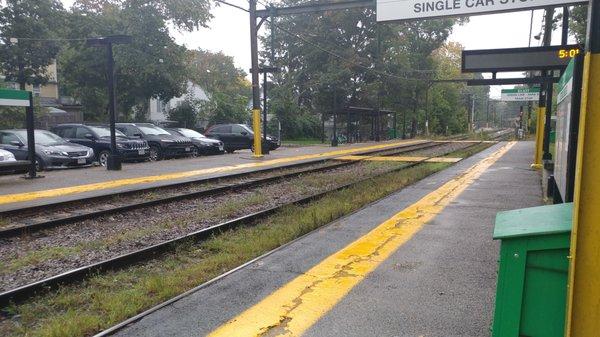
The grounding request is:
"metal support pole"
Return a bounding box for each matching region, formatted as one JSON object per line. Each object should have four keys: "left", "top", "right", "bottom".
{"left": 562, "top": 6, "right": 570, "bottom": 46}
{"left": 532, "top": 87, "right": 546, "bottom": 168}
{"left": 542, "top": 81, "right": 553, "bottom": 161}
{"left": 425, "top": 84, "right": 430, "bottom": 137}
{"left": 26, "top": 91, "right": 36, "bottom": 178}
{"left": 346, "top": 108, "right": 351, "bottom": 143}
{"left": 263, "top": 71, "right": 268, "bottom": 142}
{"left": 393, "top": 111, "right": 397, "bottom": 138}
{"left": 250, "top": 0, "right": 262, "bottom": 157}
{"left": 106, "top": 42, "right": 121, "bottom": 171}
{"left": 332, "top": 91, "right": 338, "bottom": 147}
{"left": 402, "top": 110, "right": 406, "bottom": 139}
{"left": 470, "top": 96, "right": 475, "bottom": 132}
{"left": 566, "top": 0, "right": 600, "bottom": 334}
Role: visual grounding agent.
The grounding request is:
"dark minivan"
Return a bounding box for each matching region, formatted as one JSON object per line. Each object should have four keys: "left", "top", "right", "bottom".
{"left": 52, "top": 124, "right": 150, "bottom": 166}
{"left": 204, "top": 124, "right": 279, "bottom": 153}
{"left": 115, "top": 123, "right": 194, "bottom": 161}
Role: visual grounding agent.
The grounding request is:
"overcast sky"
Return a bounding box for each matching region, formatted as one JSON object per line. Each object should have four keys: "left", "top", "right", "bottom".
{"left": 60, "top": 1, "right": 571, "bottom": 98}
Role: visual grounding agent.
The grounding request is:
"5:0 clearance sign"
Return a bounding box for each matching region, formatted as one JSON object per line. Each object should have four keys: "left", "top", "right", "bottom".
{"left": 377, "top": 0, "right": 586, "bottom": 22}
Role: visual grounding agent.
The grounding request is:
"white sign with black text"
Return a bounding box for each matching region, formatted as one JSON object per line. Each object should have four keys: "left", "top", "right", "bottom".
{"left": 377, "top": 0, "right": 587, "bottom": 22}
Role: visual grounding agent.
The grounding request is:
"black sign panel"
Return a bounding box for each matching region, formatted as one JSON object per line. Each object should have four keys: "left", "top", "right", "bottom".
{"left": 462, "top": 45, "right": 582, "bottom": 73}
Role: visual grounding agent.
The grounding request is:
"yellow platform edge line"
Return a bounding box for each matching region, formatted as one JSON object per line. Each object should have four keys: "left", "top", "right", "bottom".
{"left": 337, "top": 155, "right": 463, "bottom": 163}
{"left": 0, "top": 140, "right": 424, "bottom": 205}
{"left": 207, "top": 141, "right": 516, "bottom": 337}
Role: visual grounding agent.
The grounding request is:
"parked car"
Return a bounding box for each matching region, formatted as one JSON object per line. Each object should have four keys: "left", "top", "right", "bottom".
{"left": 204, "top": 124, "right": 279, "bottom": 153}
{"left": 166, "top": 128, "right": 224, "bottom": 155}
{"left": 0, "top": 129, "right": 94, "bottom": 170}
{"left": 52, "top": 124, "right": 150, "bottom": 167}
{"left": 0, "top": 148, "right": 29, "bottom": 174}
{"left": 115, "top": 123, "right": 194, "bottom": 161}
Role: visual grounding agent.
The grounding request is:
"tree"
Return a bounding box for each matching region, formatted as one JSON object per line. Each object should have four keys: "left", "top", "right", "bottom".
{"left": 0, "top": 0, "right": 64, "bottom": 90}
{"left": 58, "top": 0, "right": 212, "bottom": 121}
{"left": 186, "top": 49, "right": 251, "bottom": 125}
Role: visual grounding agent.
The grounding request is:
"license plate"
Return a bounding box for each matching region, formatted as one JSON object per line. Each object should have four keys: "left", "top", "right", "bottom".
{"left": 77, "top": 158, "right": 86, "bottom": 164}
{"left": 138, "top": 149, "right": 145, "bottom": 155}
{"left": 185, "top": 147, "right": 191, "bottom": 152}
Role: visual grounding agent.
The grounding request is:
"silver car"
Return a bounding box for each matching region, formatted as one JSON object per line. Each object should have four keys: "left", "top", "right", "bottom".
{"left": 0, "top": 129, "right": 94, "bottom": 170}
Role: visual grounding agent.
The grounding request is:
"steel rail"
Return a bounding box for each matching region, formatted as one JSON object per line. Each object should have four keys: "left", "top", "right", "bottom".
{"left": 0, "top": 141, "right": 485, "bottom": 308}
{"left": 0, "top": 141, "right": 444, "bottom": 239}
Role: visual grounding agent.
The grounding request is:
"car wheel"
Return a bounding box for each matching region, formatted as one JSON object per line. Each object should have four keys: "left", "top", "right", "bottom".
{"left": 34, "top": 156, "right": 44, "bottom": 171}
{"left": 149, "top": 145, "right": 162, "bottom": 161}
{"left": 190, "top": 146, "right": 200, "bottom": 157}
{"left": 98, "top": 150, "right": 111, "bottom": 167}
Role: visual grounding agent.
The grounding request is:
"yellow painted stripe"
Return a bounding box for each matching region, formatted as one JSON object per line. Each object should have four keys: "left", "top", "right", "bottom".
{"left": 0, "top": 140, "right": 424, "bottom": 205}
{"left": 337, "top": 155, "right": 462, "bottom": 163}
{"left": 432, "top": 140, "right": 497, "bottom": 143}
{"left": 208, "top": 142, "right": 516, "bottom": 337}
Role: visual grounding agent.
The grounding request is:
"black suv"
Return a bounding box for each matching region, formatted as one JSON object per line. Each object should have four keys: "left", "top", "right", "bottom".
{"left": 115, "top": 123, "right": 193, "bottom": 161}
{"left": 166, "top": 128, "right": 224, "bottom": 155}
{"left": 52, "top": 124, "right": 150, "bottom": 166}
{"left": 205, "top": 124, "right": 279, "bottom": 153}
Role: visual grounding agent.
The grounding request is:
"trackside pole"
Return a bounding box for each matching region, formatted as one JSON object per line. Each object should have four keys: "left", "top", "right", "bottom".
{"left": 25, "top": 91, "right": 36, "bottom": 179}
{"left": 532, "top": 106, "right": 545, "bottom": 169}
{"left": 249, "top": 0, "right": 262, "bottom": 158}
{"left": 565, "top": 0, "right": 600, "bottom": 334}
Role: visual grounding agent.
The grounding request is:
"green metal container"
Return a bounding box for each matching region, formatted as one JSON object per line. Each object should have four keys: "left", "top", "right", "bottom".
{"left": 492, "top": 203, "right": 572, "bottom": 337}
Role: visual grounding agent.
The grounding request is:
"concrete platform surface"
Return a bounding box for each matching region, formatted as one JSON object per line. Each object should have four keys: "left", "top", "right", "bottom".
{"left": 109, "top": 141, "right": 542, "bottom": 337}
{"left": 0, "top": 140, "right": 424, "bottom": 211}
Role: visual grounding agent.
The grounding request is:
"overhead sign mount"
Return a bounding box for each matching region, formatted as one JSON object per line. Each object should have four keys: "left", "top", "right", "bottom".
{"left": 377, "top": 0, "right": 586, "bottom": 22}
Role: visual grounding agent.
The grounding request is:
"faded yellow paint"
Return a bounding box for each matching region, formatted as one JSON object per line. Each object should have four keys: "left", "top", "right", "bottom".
{"left": 0, "top": 140, "right": 425, "bottom": 205}
{"left": 336, "top": 155, "right": 462, "bottom": 163}
{"left": 565, "top": 52, "right": 600, "bottom": 336}
{"left": 208, "top": 142, "right": 516, "bottom": 337}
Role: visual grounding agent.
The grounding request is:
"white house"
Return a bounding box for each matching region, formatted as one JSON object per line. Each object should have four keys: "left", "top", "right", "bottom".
{"left": 148, "top": 81, "right": 210, "bottom": 123}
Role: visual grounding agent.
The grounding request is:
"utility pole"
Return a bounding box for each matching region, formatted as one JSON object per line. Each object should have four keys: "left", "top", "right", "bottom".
{"left": 87, "top": 35, "right": 131, "bottom": 171}
{"left": 249, "top": 0, "right": 262, "bottom": 157}
{"left": 542, "top": 7, "right": 554, "bottom": 162}
{"left": 332, "top": 89, "right": 338, "bottom": 147}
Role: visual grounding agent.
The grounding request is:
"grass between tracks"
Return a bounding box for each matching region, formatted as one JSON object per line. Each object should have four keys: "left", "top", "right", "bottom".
{"left": 0, "top": 143, "right": 493, "bottom": 337}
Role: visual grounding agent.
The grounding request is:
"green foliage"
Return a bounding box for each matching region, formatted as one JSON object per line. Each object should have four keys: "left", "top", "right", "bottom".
{"left": 570, "top": 5, "right": 588, "bottom": 44}
{"left": 0, "top": 0, "right": 64, "bottom": 89}
{"left": 167, "top": 100, "right": 198, "bottom": 128}
{"left": 260, "top": 3, "right": 478, "bottom": 138}
{"left": 59, "top": 0, "right": 212, "bottom": 122}
{"left": 184, "top": 49, "right": 251, "bottom": 126}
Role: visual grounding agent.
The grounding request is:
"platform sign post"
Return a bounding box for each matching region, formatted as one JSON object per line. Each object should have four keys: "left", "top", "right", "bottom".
{"left": 0, "top": 89, "right": 37, "bottom": 179}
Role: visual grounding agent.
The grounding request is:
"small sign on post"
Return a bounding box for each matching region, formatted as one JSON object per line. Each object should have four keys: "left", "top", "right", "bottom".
{"left": 501, "top": 87, "right": 541, "bottom": 101}
{"left": 0, "top": 89, "right": 38, "bottom": 179}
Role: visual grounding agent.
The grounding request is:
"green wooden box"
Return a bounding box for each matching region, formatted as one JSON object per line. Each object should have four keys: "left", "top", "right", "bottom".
{"left": 492, "top": 203, "right": 572, "bottom": 337}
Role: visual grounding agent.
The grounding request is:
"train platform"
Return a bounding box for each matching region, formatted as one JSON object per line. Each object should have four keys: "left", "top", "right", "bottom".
{"left": 108, "top": 141, "right": 542, "bottom": 337}
{"left": 0, "top": 139, "right": 425, "bottom": 212}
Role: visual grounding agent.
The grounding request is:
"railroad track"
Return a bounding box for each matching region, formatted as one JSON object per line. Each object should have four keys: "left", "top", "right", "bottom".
{"left": 0, "top": 140, "right": 488, "bottom": 307}
{"left": 0, "top": 141, "right": 444, "bottom": 239}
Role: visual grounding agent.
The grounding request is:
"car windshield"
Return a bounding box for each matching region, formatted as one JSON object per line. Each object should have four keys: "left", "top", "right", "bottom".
{"left": 241, "top": 125, "right": 254, "bottom": 134}
{"left": 13, "top": 130, "right": 67, "bottom": 146}
{"left": 177, "top": 129, "right": 205, "bottom": 138}
{"left": 88, "top": 126, "right": 127, "bottom": 138}
{"left": 137, "top": 125, "right": 170, "bottom": 135}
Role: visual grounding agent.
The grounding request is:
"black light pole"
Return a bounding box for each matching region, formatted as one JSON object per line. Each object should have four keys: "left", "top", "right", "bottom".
{"left": 87, "top": 35, "right": 132, "bottom": 171}
{"left": 332, "top": 90, "right": 338, "bottom": 147}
